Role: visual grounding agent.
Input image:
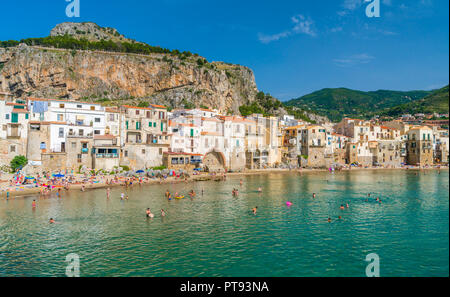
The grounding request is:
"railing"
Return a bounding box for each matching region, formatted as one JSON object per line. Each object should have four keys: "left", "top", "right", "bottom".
{"left": 95, "top": 153, "right": 119, "bottom": 159}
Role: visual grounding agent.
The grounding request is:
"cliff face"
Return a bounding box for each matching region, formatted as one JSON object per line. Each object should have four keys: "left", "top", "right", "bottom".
{"left": 0, "top": 23, "right": 258, "bottom": 113}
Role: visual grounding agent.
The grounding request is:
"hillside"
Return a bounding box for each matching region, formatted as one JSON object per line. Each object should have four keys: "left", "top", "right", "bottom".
{"left": 284, "top": 88, "right": 433, "bottom": 122}
{"left": 378, "top": 85, "right": 449, "bottom": 117}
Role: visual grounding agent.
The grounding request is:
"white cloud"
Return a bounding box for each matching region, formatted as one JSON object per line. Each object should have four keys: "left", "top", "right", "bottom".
{"left": 258, "top": 14, "right": 317, "bottom": 44}
{"left": 333, "top": 53, "right": 375, "bottom": 67}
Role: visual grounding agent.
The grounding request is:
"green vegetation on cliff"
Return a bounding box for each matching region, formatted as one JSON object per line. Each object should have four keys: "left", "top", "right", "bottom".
{"left": 0, "top": 35, "right": 197, "bottom": 59}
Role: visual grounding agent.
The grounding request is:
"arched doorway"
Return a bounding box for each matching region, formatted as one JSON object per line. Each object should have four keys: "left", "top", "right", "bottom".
{"left": 203, "top": 151, "right": 226, "bottom": 172}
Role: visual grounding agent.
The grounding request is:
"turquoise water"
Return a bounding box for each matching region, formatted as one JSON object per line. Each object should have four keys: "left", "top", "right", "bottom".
{"left": 0, "top": 170, "right": 448, "bottom": 277}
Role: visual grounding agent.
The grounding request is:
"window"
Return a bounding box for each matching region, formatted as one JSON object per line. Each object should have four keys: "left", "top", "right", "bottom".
{"left": 71, "top": 142, "right": 76, "bottom": 149}
{"left": 136, "top": 110, "right": 140, "bottom": 116}
{"left": 94, "top": 130, "right": 100, "bottom": 135}
{"left": 57, "top": 114, "right": 64, "bottom": 121}
{"left": 5, "top": 114, "right": 9, "bottom": 120}
{"left": 77, "top": 154, "right": 82, "bottom": 163}
{"left": 59, "top": 128, "right": 64, "bottom": 138}
{"left": 142, "top": 149, "right": 146, "bottom": 154}
{"left": 90, "top": 106, "right": 95, "bottom": 111}
{"left": 59, "top": 104, "right": 65, "bottom": 108}
{"left": 124, "top": 151, "right": 128, "bottom": 157}
{"left": 10, "top": 145, "right": 16, "bottom": 153}
{"left": 109, "top": 114, "right": 115, "bottom": 121}
{"left": 77, "top": 105, "right": 82, "bottom": 109}
{"left": 79, "top": 129, "right": 84, "bottom": 136}
{"left": 149, "top": 122, "right": 153, "bottom": 127}
{"left": 159, "top": 148, "right": 163, "bottom": 155}
{"left": 95, "top": 118, "right": 100, "bottom": 123}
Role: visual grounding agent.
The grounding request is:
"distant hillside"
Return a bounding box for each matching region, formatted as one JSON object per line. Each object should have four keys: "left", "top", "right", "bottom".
{"left": 378, "top": 85, "right": 449, "bottom": 117}
{"left": 284, "top": 88, "right": 432, "bottom": 122}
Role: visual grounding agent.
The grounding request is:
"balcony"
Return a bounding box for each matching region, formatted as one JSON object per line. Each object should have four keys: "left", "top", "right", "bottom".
{"left": 95, "top": 153, "right": 119, "bottom": 159}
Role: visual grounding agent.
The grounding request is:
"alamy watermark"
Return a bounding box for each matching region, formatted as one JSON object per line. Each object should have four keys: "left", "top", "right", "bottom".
{"left": 65, "top": 253, "right": 80, "bottom": 277}
{"left": 65, "top": 0, "right": 80, "bottom": 18}
{"left": 365, "top": 0, "right": 381, "bottom": 18}
{"left": 365, "top": 253, "right": 380, "bottom": 277}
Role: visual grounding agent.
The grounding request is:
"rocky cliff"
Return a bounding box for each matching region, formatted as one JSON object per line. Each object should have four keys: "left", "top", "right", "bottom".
{"left": 0, "top": 23, "right": 258, "bottom": 113}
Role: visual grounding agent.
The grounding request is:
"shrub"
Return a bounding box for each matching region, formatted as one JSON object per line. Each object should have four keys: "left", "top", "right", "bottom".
{"left": 10, "top": 155, "right": 28, "bottom": 172}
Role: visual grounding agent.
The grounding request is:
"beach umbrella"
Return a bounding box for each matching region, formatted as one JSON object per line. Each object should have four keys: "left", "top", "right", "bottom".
{"left": 136, "top": 170, "right": 145, "bottom": 174}
{"left": 53, "top": 174, "right": 65, "bottom": 178}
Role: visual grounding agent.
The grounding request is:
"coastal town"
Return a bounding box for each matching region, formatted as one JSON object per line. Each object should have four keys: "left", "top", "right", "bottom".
{"left": 0, "top": 92, "right": 448, "bottom": 181}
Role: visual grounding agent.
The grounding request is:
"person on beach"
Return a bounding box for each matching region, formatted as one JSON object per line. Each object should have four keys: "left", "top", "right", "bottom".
{"left": 252, "top": 207, "right": 258, "bottom": 215}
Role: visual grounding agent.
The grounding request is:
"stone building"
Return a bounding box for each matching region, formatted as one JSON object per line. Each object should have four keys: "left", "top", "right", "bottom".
{"left": 406, "top": 126, "right": 433, "bottom": 166}
{"left": 300, "top": 125, "right": 327, "bottom": 168}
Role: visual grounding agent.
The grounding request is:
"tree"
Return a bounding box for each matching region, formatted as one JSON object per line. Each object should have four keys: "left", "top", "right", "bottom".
{"left": 10, "top": 155, "right": 28, "bottom": 172}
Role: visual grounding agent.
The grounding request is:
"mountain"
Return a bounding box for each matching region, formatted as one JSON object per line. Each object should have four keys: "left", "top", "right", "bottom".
{"left": 284, "top": 88, "right": 433, "bottom": 122}
{"left": 378, "top": 85, "right": 449, "bottom": 117}
{"left": 0, "top": 22, "right": 258, "bottom": 114}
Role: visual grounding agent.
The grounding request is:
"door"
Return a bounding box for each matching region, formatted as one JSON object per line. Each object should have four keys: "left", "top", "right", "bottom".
{"left": 61, "top": 142, "right": 66, "bottom": 153}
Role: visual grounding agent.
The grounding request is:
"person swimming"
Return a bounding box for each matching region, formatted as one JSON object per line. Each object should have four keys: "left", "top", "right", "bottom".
{"left": 252, "top": 207, "right": 258, "bottom": 215}
{"left": 161, "top": 209, "right": 166, "bottom": 217}
{"left": 257, "top": 187, "right": 262, "bottom": 193}
{"left": 313, "top": 193, "right": 316, "bottom": 198}
{"left": 328, "top": 217, "right": 332, "bottom": 223}
{"left": 346, "top": 203, "right": 349, "bottom": 208}
{"left": 146, "top": 208, "right": 154, "bottom": 219}
{"left": 49, "top": 218, "right": 55, "bottom": 224}
{"left": 340, "top": 205, "right": 345, "bottom": 210}
{"left": 121, "top": 193, "right": 125, "bottom": 200}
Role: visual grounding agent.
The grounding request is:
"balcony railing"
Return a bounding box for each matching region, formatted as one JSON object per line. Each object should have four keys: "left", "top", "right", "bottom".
{"left": 95, "top": 153, "right": 119, "bottom": 159}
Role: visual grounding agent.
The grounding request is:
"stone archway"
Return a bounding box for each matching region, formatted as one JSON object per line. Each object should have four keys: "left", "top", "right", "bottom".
{"left": 203, "top": 151, "right": 226, "bottom": 172}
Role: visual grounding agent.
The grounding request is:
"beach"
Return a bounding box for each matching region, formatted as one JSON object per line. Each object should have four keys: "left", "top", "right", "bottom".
{"left": 1, "top": 165, "right": 447, "bottom": 199}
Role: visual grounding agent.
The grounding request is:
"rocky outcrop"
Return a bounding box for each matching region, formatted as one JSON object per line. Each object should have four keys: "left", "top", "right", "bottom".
{"left": 0, "top": 44, "right": 257, "bottom": 113}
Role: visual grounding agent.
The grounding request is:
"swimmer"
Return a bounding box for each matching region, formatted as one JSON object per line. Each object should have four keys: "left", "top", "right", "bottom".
{"left": 313, "top": 193, "right": 316, "bottom": 199}
{"left": 32, "top": 200, "right": 37, "bottom": 208}
{"left": 126, "top": 195, "right": 129, "bottom": 200}
{"left": 49, "top": 218, "right": 55, "bottom": 224}
{"left": 340, "top": 205, "right": 345, "bottom": 210}
{"left": 146, "top": 208, "right": 154, "bottom": 219}
{"left": 121, "top": 193, "right": 125, "bottom": 200}
{"left": 106, "top": 188, "right": 110, "bottom": 199}
{"left": 252, "top": 207, "right": 258, "bottom": 215}
{"left": 328, "top": 217, "right": 332, "bottom": 223}
{"left": 165, "top": 190, "right": 170, "bottom": 198}
{"left": 240, "top": 179, "right": 243, "bottom": 186}
{"left": 257, "top": 187, "right": 262, "bottom": 193}
{"left": 346, "top": 203, "right": 349, "bottom": 208}
{"left": 338, "top": 216, "right": 342, "bottom": 220}
{"left": 161, "top": 209, "right": 166, "bottom": 217}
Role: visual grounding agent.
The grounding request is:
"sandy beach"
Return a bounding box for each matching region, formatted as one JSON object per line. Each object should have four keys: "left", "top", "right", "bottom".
{"left": 1, "top": 165, "right": 447, "bottom": 199}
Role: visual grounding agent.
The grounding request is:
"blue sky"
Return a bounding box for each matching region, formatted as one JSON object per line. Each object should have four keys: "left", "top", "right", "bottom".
{"left": 0, "top": 0, "right": 448, "bottom": 100}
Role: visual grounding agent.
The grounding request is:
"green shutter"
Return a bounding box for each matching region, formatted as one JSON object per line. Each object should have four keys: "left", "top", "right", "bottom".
{"left": 11, "top": 113, "right": 18, "bottom": 123}
{"left": 161, "top": 122, "right": 164, "bottom": 132}
{"left": 126, "top": 121, "right": 129, "bottom": 129}
{"left": 190, "top": 129, "right": 194, "bottom": 137}
{"left": 25, "top": 114, "right": 29, "bottom": 119}
{"left": 153, "top": 122, "right": 156, "bottom": 128}
{"left": 149, "top": 122, "right": 152, "bottom": 127}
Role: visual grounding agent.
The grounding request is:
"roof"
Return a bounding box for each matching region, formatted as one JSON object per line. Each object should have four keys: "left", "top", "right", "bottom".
{"left": 409, "top": 126, "right": 433, "bottom": 131}
{"left": 12, "top": 108, "right": 29, "bottom": 114}
{"left": 164, "top": 152, "right": 203, "bottom": 157}
{"left": 201, "top": 132, "right": 222, "bottom": 136}
{"left": 94, "top": 135, "right": 117, "bottom": 140}
{"left": 29, "top": 121, "right": 67, "bottom": 125}
{"left": 28, "top": 97, "right": 102, "bottom": 106}
{"left": 149, "top": 104, "right": 167, "bottom": 110}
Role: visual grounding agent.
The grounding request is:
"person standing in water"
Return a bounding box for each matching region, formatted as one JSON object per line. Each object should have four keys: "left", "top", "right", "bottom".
{"left": 32, "top": 200, "right": 37, "bottom": 208}
{"left": 161, "top": 209, "right": 166, "bottom": 217}
{"left": 106, "top": 188, "right": 110, "bottom": 199}
{"left": 252, "top": 207, "right": 258, "bottom": 215}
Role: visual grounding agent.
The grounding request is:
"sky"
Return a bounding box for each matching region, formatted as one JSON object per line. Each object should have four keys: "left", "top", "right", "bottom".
{"left": 0, "top": 0, "right": 448, "bottom": 101}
